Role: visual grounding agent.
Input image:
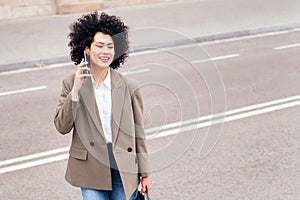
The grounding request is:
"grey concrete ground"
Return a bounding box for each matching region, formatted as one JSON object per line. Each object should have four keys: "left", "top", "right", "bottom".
{"left": 1, "top": 0, "right": 300, "bottom": 70}
{"left": 1, "top": 0, "right": 300, "bottom": 199}
{"left": 1, "top": 30, "right": 300, "bottom": 199}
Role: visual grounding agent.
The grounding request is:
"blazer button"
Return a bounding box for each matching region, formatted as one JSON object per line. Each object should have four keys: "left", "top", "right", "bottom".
{"left": 90, "top": 141, "right": 94, "bottom": 146}
{"left": 127, "top": 147, "right": 132, "bottom": 152}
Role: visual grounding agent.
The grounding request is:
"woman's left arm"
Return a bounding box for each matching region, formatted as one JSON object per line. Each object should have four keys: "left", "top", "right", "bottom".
{"left": 131, "top": 82, "right": 151, "bottom": 192}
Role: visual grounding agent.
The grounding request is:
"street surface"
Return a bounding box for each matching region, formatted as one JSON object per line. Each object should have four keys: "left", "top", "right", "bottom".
{"left": 1, "top": 0, "right": 300, "bottom": 70}
{"left": 1, "top": 28, "right": 300, "bottom": 199}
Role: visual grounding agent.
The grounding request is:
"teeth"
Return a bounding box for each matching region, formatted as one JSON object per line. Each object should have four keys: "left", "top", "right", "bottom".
{"left": 100, "top": 57, "right": 109, "bottom": 60}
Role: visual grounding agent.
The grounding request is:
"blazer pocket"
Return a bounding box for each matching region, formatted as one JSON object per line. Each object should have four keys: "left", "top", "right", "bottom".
{"left": 69, "top": 147, "right": 88, "bottom": 160}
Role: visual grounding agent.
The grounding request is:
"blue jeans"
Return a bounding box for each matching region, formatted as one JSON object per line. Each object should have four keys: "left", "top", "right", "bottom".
{"left": 81, "top": 168, "right": 138, "bottom": 200}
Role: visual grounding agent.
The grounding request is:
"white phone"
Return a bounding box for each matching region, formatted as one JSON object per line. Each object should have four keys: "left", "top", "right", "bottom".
{"left": 83, "top": 51, "right": 90, "bottom": 74}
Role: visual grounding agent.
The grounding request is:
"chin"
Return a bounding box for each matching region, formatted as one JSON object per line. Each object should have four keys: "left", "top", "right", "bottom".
{"left": 97, "top": 64, "right": 110, "bottom": 68}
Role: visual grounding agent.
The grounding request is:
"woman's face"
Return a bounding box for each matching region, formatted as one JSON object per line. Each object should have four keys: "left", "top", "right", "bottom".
{"left": 86, "top": 32, "right": 115, "bottom": 68}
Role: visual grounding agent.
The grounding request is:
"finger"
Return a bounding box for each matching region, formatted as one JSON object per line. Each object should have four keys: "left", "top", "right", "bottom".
{"left": 142, "top": 186, "right": 147, "bottom": 195}
{"left": 75, "top": 67, "right": 90, "bottom": 77}
{"left": 80, "top": 66, "right": 90, "bottom": 71}
{"left": 140, "top": 187, "right": 144, "bottom": 195}
{"left": 81, "top": 69, "right": 91, "bottom": 76}
{"left": 77, "top": 61, "right": 89, "bottom": 68}
{"left": 78, "top": 73, "right": 92, "bottom": 78}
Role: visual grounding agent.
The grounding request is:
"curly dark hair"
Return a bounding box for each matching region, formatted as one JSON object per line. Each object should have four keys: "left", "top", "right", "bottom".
{"left": 68, "top": 11, "right": 129, "bottom": 69}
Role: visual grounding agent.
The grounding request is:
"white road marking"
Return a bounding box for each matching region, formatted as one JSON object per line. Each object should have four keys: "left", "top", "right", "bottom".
{"left": 0, "top": 63, "right": 150, "bottom": 76}
{"left": 147, "top": 99, "right": 300, "bottom": 139}
{"left": 191, "top": 54, "right": 240, "bottom": 64}
{"left": 274, "top": 43, "right": 300, "bottom": 50}
{"left": 0, "top": 154, "right": 69, "bottom": 174}
{"left": 201, "top": 29, "right": 300, "bottom": 46}
{"left": 130, "top": 28, "right": 300, "bottom": 55}
{"left": 1, "top": 28, "right": 300, "bottom": 76}
{"left": 0, "top": 52, "right": 238, "bottom": 76}
{"left": 122, "top": 68, "right": 151, "bottom": 75}
{"left": 0, "top": 62, "right": 74, "bottom": 76}
{"left": 0, "top": 69, "right": 148, "bottom": 98}
{"left": 0, "top": 147, "right": 69, "bottom": 167}
{"left": 146, "top": 94, "right": 300, "bottom": 133}
{"left": 1, "top": 94, "right": 300, "bottom": 174}
{"left": 0, "top": 86, "right": 47, "bottom": 97}
{"left": 130, "top": 49, "right": 162, "bottom": 56}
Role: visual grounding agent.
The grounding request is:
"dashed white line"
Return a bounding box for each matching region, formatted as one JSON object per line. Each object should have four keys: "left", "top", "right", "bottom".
{"left": 191, "top": 54, "right": 240, "bottom": 64}
{"left": 274, "top": 43, "right": 300, "bottom": 50}
{"left": 0, "top": 69, "right": 148, "bottom": 98}
{"left": 0, "top": 52, "right": 239, "bottom": 76}
{"left": 0, "top": 86, "right": 47, "bottom": 97}
{"left": 0, "top": 63, "right": 150, "bottom": 76}
{"left": 1, "top": 29, "right": 299, "bottom": 76}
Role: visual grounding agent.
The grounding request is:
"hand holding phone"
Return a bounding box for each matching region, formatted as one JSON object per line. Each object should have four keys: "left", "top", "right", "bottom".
{"left": 70, "top": 52, "right": 91, "bottom": 100}
{"left": 83, "top": 51, "right": 90, "bottom": 74}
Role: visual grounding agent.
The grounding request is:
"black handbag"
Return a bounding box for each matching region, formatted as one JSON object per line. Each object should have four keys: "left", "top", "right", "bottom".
{"left": 136, "top": 192, "right": 150, "bottom": 200}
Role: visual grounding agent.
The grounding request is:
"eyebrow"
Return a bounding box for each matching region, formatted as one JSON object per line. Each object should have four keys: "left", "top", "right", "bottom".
{"left": 95, "top": 41, "right": 114, "bottom": 45}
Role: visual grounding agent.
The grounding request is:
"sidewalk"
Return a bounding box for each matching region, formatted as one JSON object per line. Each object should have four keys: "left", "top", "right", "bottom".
{"left": 1, "top": 0, "right": 300, "bottom": 71}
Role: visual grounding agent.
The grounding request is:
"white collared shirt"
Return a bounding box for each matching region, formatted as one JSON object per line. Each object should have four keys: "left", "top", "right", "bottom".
{"left": 91, "top": 69, "right": 112, "bottom": 143}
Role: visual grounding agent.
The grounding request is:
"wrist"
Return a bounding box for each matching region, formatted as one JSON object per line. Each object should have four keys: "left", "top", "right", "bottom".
{"left": 70, "top": 88, "right": 79, "bottom": 101}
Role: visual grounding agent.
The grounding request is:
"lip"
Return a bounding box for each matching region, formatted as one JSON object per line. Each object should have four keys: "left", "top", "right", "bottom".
{"left": 99, "top": 56, "right": 110, "bottom": 63}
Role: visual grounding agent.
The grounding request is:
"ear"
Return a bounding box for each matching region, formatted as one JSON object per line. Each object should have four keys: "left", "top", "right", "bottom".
{"left": 85, "top": 46, "right": 90, "bottom": 55}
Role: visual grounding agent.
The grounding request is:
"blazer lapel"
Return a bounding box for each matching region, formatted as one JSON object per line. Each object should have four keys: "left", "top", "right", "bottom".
{"left": 111, "top": 69, "right": 126, "bottom": 145}
{"left": 79, "top": 77, "right": 106, "bottom": 140}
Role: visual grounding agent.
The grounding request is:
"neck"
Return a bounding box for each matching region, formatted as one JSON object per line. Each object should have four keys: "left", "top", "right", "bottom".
{"left": 91, "top": 65, "right": 109, "bottom": 86}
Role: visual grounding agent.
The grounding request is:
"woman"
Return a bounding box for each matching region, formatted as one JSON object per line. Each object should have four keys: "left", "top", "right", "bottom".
{"left": 54, "top": 11, "right": 150, "bottom": 200}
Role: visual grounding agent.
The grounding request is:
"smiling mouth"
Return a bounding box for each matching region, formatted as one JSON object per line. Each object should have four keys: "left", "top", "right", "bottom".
{"left": 99, "top": 56, "right": 110, "bottom": 62}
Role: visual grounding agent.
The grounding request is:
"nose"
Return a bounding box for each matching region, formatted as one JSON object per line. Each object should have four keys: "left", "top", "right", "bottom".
{"left": 102, "top": 46, "right": 112, "bottom": 54}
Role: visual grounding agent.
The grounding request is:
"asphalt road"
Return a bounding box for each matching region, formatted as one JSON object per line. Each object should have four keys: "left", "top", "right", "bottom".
{"left": 1, "top": 29, "right": 300, "bottom": 199}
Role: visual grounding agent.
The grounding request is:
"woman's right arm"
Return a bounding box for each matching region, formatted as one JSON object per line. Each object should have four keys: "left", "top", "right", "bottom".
{"left": 54, "top": 75, "right": 77, "bottom": 134}
{"left": 54, "top": 61, "right": 90, "bottom": 134}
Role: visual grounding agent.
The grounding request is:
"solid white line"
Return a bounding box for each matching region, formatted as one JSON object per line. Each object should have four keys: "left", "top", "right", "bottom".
{"left": 191, "top": 54, "right": 240, "bottom": 64}
{"left": 0, "top": 62, "right": 74, "bottom": 76}
{"left": 201, "top": 29, "right": 300, "bottom": 46}
{"left": 123, "top": 69, "right": 151, "bottom": 75}
{"left": 1, "top": 94, "right": 300, "bottom": 174}
{"left": 0, "top": 147, "right": 69, "bottom": 167}
{"left": 147, "top": 99, "right": 300, "bottom": 139}
{"left": 146, "top": 94, "right": 300, "bottom": 133}
{"left": 130, "top": 28, "right": 300, "bottom": 54}
{"left": 0, "top": 154, "right": 69, "bottom": 174}
{"left": 0, "top": 86, "right": 47, "bottom": 97}
{"left": 274, "top": 43, "right": 300, "bottom": 50}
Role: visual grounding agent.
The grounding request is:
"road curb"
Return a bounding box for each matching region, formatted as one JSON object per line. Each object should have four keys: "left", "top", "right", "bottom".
{"left": 1, "top": 22, "right": 300, "bottom": 72}
{"left": 130, "top": 22, "right": 300, "bottom": 52}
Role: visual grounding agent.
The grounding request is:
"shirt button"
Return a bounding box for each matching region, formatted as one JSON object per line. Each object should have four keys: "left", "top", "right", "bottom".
{"left": 90, "top": 142, "right": 95, "bottom": 146}
{"left": 127, "top": 147, "right": 132, "bottom": 152}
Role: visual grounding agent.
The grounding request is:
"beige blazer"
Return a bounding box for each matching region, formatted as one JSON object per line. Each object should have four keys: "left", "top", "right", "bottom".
{"left": 54, "top": 68, "right": 149, "bottom": 200}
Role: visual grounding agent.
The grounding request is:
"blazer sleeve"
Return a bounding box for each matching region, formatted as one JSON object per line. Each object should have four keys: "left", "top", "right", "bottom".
{"left": 54, "top": 74, "right": 79, "bottom": 134}
{"left": 131, "top": 82, "right": 150, "bottom": 178}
